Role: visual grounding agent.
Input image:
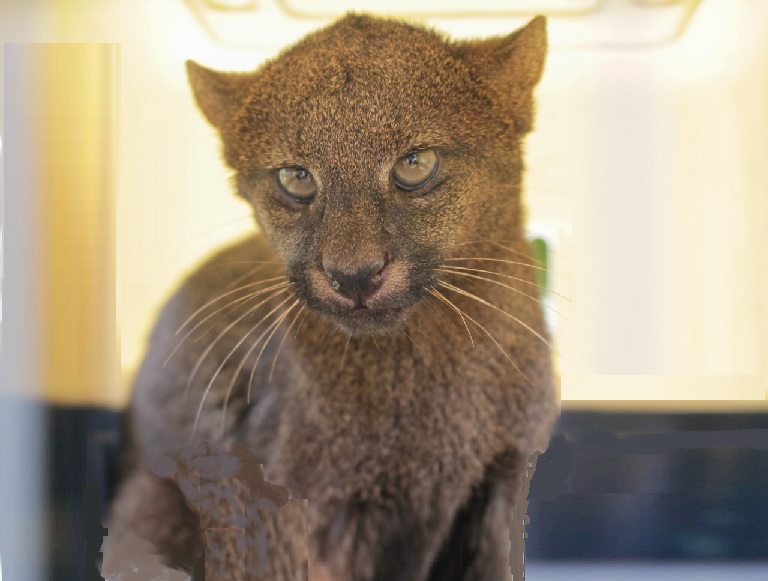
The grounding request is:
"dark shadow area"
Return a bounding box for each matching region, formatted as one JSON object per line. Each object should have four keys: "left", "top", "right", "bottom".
{"left": 1, "top": 395, "right": 767, "bottom": 580}
{"left": 527, "top": 410, "right": 768, "bottom": 561}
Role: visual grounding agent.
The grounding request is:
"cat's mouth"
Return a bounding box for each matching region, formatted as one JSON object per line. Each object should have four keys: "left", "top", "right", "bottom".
{"left": 300, "top": 259, "right": 419, "bottom": 336}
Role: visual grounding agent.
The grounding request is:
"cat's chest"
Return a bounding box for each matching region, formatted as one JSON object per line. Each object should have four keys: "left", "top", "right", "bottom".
{"left": 259, "top": 338, "right": 514, "bottom": 495}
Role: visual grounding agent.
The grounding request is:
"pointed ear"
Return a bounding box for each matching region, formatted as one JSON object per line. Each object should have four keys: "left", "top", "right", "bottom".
{"left": 456, "top": 15, "right": 547, "bottom": 133}
{"left": 186, "top": 60, "right": 251, "bottom": 129}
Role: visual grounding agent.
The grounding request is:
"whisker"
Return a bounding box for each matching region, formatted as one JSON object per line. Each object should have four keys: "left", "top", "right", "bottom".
{"left": 485, "top": 239, "right": 572, "bottom": 268}
{"left": 429, "top": 288, "right": 536, "bottom": 389}
{"left": 444, "top": 256, "right": 569, "bottom": 281}
{"left": 446, "top": 243, "right": 543, "bottom": 268}
{"left": 453, "top": 255, "right": 550, "bottom": 278}
{"left": 164, "top": 281, "right": 292, "bottom": 367}
{"left": 192, "top": 295, "right": 294, "bottom": 440}
{"left": 426, "top": 284, "right": 474, "bottom": 348}
{"left": 406, "top": 323, "right": 451, "bottom": 360}
{"left": 184, "top": 286, "right": 291, "bottom": 398}
{"left": 222, "top": 262, "right": 274, "bottom": 292}
{"left": 246, "top": 300, "right": 301, "bottom": 405}
{"left": 294, "top": 308, "right": 311, "bottom": 338}
{"left": 175, "top": 275, "right": 288, "bottom": 335}
{"left": 191, "top": 286, "right": 293, "bottom": 344}
{"left": 438, "top": 268, "right": 570, "bottom": 322}
{"left": 448, "top": 238, "right": 572, "bottom": 265}
{"left": 339, "top": 334, "right": 352, "bottom": 371}
{"left": 319, "top": 324, "right": 334, "bottom": 344}
{"left": 441, "top": 265, "right": 571, "bottom": 302}
{"left": 220, "top": 309, "right": 295, "bottom": 441}
{"left": 438, "top": 281, "right": 555, "bottom": 353}
{"left": 268, "top": 304, "right": 306, "bottom": 382}
{"left": 422, "top": 294, "right": 461, "bottom": 335}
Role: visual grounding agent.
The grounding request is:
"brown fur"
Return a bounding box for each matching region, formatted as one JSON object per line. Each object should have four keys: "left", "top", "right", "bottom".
{"left": 105, "top": 13, "right": 557, "bottom": 581}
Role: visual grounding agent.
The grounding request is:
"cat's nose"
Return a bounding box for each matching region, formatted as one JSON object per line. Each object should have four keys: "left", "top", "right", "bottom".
{"left": 323, "top": 255, "right": 388, "bottom": 307}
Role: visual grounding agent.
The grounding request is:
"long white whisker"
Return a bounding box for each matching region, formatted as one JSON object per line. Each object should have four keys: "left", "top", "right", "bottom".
{"left": 485, "top": 239, "right": 572, "bottom": 272}
{"left": 184, "top": 286, "right": 291, "bottom": 398}
{"left": 421, "top": 295, "right": 468, "bottom": 342}
{"left": 438, "top": 281, "right": 554, "bottom": 352}
{"left": 175, "top": 275, "right": 288, "bottom": 335}
{"left": 429, "top": 288, "right": 536, "bottom": 389}
{"left": 426, "top": 284, "right": 474, "bottom": 348}
{"left": 339, "top": 334, "right": 352, "bottom": 371}
{"left": 221, "top": 262, "right": 274, "bottom": 292}
{"left": 444, "top": 256, "right": 570, "bottom": 283}
{"left": 408, "top": 323, "right": 452, "bottom": 360}
{"left": 445, "top": 252, "right": 545, "bottom": 272}
{"left": 245, "top": 299, "right": 300, "bottom": 405}
{"left": 438, "top": 268, "right": 570, "bottom": 322}
{"left": 441, "top": 264, "right": 571, "bottom": 302}
{"left": 193, "top": 295, "right": 294, "bottom": 440}
{"left": 447, "top": 237, "right": 572, "bottom": 265}
{"left": 164, "top": 281, "right": 291, "bottom": 367}
{"left": 219, "top": 313, "right": 290, "bottom": 441}
{"left": 293, "top": 308, "right": 311, "bottom": 338}
{"left": 269, "top": 305, "right": 306, "bottom": 382}
{"left": 218, "top": 299, "right": 300, "bottom": 439}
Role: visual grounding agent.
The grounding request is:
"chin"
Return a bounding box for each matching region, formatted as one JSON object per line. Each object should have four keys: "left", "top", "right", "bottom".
{"left": 332, "top": 306, "right": 409, "bottom": 336}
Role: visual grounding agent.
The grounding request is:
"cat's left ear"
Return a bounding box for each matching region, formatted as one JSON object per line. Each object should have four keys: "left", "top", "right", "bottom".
{"left": 186, "top": 60, "right": 251, "bottom": 130}
{"left": 456, "top": 15, "right": 547, "bottom": 133}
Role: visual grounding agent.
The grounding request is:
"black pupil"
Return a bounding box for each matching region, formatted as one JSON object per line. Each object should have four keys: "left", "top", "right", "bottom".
{"left": 405, "top": 153, "right": 419, "bottom": 166}
{"left": 297, "top": 169, "right": 310, "bottom": 180}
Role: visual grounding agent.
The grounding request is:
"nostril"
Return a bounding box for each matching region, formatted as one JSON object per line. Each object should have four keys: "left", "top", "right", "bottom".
{"left": 323, "top": 254, "right": 389, "bottom": 299}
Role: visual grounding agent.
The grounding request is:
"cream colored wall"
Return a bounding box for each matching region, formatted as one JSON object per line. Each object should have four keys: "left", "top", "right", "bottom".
{"left": 1, "top": 0, "right": 766, "bottom": 408}
{"left": 550, "top": 0, "right": 768, "bottom": 404}
{"left": 2, "top": 43, "right": 119, "bottom": 407}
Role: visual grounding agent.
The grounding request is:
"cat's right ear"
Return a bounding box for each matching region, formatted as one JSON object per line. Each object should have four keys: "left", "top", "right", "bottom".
{"left": 186, "top": 60, "right": 250, "bottom": 130}
{"left": 455, "top": 15, "right": 548, "bottom": 134}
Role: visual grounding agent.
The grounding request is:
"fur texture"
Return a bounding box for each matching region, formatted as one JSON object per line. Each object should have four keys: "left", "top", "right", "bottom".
{"left": 105, "top": 13, "right": 557, "bottom": 581}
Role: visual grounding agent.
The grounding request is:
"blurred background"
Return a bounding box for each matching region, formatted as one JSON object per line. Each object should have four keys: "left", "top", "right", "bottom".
{"left": 1, "top": 0, "right": 767, "bottom": 579}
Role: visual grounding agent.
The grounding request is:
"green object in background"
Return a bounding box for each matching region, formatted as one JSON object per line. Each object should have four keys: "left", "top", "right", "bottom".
{"left": 530, "top": 238, "right": 548, "bottom": 296}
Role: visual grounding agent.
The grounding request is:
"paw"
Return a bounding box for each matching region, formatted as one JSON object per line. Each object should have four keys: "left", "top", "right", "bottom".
{"left": 309, "top": 562, "right": 336, "bottom": 581}
{"left": 101, "top": 529, "right": 193, "bottom": 581}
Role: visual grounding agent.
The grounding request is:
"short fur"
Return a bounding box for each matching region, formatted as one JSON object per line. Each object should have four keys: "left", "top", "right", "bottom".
{"left": 105, "top": 13, "right": 557, "bottom": 581}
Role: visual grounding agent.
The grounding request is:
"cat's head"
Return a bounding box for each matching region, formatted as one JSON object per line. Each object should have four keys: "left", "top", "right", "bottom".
{"left": 187, "top": 14, "right": 546, "bottom": 335}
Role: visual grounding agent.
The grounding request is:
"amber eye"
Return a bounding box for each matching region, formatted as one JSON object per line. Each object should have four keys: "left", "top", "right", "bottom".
{"left": 392, "top": 149, "right": 439, "bottom": 191}
{"left": 277, "top": 167, "right": 317, "bottom": 202}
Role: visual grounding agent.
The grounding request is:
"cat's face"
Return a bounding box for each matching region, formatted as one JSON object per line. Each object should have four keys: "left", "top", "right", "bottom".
{"left": 188, "top": 15, "right": 546, "bottom": 335}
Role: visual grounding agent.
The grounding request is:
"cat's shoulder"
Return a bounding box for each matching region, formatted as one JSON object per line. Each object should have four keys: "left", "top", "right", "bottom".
{"left": 128, "top": 234, "right": 279, "bottom": 448}
{"left": 138, "top": 233, "right": 278, "bottom": 366}
{"left": 162, "top": 234, "right": 274, "bottom": 315}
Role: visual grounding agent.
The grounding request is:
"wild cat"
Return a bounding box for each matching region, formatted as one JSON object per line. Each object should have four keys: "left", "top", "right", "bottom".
{"left": 104, "top": 13, "right": 557, "bottom": 581}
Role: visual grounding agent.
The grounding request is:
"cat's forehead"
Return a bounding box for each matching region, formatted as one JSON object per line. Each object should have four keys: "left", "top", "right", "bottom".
{"left": 234, "top": 16, "right": 495, "bottom": 167}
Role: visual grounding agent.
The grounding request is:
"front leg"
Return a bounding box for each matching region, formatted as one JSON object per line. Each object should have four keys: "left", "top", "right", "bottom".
{"left": 308, "top": 454, "right": 530, "bottom": 581}
{"left": 415, "top": 450, "right": 535, "bottom": 581}
{"left": 461, "top": 452, "right": 539, "bottom": 581}
{"left": 310, "top": 490, "right": 457, "bottom": 581}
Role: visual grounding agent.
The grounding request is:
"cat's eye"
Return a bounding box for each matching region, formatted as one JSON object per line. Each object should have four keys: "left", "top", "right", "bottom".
{"left": 392, "top": 149, "right": 439, "bottom": 191}
{"left": 277, "top": 167, "right": 317, "bottom": 202}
